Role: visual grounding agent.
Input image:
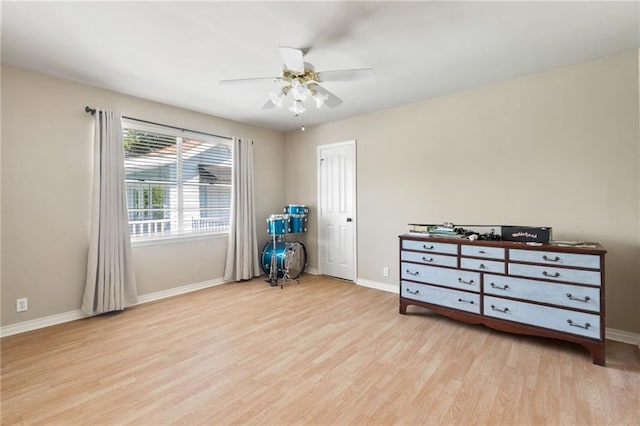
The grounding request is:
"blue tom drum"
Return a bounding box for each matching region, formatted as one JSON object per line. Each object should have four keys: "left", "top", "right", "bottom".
{"left": 284, "top": 204, "right": 308, "bottom": 215}
{"left": 266, "top": 214, "right": 290, "bottom": 236}
{"left": 289, "top": 214, "right": 308, "bottom": 233}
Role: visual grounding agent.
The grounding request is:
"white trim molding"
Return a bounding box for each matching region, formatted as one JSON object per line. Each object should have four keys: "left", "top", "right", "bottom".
{"left": 1, "top": 277, "right": 228, "bottom": 338}
{"left": 356, "top": 278, "right": 399, "bottom": 294}
{"left": 605, "top": 327, "right": 640, "bottom": 346}
{"left": 3, "top": 275, "right": 639, "bottom": 349}
{"left": 0, "top": 310, "right": 92, "bottom": 338}
{"left": 136, "top": 277, "right": 227, "bottom": 305}
{"left": 304, "top": 267, "right": 319, "bottom": 276}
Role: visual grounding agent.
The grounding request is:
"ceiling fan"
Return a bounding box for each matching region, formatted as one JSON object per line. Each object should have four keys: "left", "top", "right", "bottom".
{"left": 219, "top": 46, "right": 375, "bottom": 116}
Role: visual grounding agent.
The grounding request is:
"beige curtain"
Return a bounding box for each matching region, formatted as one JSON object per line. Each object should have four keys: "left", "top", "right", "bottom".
{"left": 224, "top": 138, "right": 260, "bottom": 281}
{"left": 82, "top": 108, "right": 138, "bottom": 314}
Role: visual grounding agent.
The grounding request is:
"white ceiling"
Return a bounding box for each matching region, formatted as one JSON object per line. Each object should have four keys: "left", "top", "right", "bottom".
{"left": 2, "top": 1, "right": 639, "bottom": 132}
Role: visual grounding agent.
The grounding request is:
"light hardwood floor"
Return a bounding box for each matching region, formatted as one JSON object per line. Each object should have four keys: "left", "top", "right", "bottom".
{"left": 2, "top": 275, "right": 639, "bottom": 425}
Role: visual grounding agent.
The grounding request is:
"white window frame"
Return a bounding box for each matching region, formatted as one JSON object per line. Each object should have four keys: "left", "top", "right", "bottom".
{"left": 122, "top": 119, "right": 233, "bottom": 246}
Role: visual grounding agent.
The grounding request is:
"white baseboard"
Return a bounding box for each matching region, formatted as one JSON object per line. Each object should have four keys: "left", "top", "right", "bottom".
{"left": 304, "top": 267, "right": 319, "bottom": 275}
{"left": 136, "top": 277, "right": 227, "bottom": 305}
{"left": 0, "top": 310, "right": 92, "bottom": 338}
{"left": 605, "top": 327, "right": 640, "bottom": 346}
{"left": 1, "top": 277, "right": 228, "bottom": 338}
{"left": 4, "top": 276, "right": 640, "bottom": 348}
{"left": 356, "top": 278, "right": 399, "bottom": 294}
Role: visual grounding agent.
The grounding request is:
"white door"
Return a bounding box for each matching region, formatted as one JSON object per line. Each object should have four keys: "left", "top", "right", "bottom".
{"left": 317, "top": 141, "right": 356, "bottom": 281}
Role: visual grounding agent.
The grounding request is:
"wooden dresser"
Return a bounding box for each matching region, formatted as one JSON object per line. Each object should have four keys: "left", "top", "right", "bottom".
{"left": 399, "top": 233, "right": 607, "bottom": 365}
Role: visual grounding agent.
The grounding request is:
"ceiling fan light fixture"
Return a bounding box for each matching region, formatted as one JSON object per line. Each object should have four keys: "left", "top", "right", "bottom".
{"left": 291, "top": 81, "right": 311, "bottom": 102}
{"left": 288, "top": 100, "right": 306, "bottom": 115}
{"left": 313, "top": 91, "right": 329, "bottom": 108}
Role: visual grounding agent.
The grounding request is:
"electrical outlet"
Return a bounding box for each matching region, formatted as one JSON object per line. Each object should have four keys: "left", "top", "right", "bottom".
{"left": 383, "top": 267, "right": 389, "bottom": 277}
{"left": 16, "top": 298, "right": 28, "bottom": 312}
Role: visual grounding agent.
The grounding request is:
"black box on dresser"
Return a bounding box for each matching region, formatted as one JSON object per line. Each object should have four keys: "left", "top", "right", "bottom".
{"left": 501, "top": 226, "right": 552, "bottom": 243}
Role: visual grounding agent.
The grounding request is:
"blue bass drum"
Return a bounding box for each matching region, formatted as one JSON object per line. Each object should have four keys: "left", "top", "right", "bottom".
{"left": 261, "top": 241, "right": 307, "bottom": 279}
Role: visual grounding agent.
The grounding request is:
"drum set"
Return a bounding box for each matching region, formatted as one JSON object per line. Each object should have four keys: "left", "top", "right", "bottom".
{"left": 262, "top": 204, "right": 308, "bottom": 288}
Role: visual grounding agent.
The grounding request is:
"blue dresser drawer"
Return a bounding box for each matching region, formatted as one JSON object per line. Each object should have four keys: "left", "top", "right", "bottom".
{"left": 484, "top": 295, "right": 600, "bottom": 339}
{"left": 509, "top": 249, "right": 600, "bottom": 269}
{"left": 401, "top": 250, "right": 457, "bottom": 268}
{"left": 461, "top": 245, "right": 505, "bottom": 260}
{"left": 460, "top": 257, "right": 505, "bottom": 274}
{"left": 484, "top": 274, "right": 600, "bottom": 312}
{"left": 401, "top": 262, "right": 480, "bottom": 292}
{"left": 402, "top": 239, "right": 458, "bottom": 255}
{"left": 508, "top": 263, "right": 601, "bottom": 286}
{"left": 402, "top": 281, "right": 480, "bottom": 314}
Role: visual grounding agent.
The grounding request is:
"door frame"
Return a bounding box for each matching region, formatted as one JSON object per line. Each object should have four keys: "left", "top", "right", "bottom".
{"left": 316, "top": 140, "right": 357, "bottom": 281}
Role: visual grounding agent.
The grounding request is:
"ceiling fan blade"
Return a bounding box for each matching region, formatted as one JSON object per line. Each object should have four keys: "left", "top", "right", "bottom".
{"left": 219, "top": 76, "right": 280, "bottom": 85}
{"left": 313, "top": 84, "right": 343, "bottom": 108}
{"left": 262, "top": 99, "right": 277, "bottom": 110}
{"left": 317, "top": 68, "right": 375, "bottom": 83}
{"left": 279, "top": 46, "right": 305, "bottom": 73}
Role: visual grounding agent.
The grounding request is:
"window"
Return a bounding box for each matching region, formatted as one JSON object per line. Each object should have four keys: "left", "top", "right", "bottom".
{"left": 123, "top": 120, "right": 232, "bottom": 241}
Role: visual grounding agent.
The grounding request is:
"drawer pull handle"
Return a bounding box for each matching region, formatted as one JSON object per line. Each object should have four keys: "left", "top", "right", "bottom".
{"left": 542, "top": 271, "right": 560, "bottom": 278}
{"left": 478, "top": 250, "right": 486, "bottom": 254}
{"left": 490, "top": 305, "right": 509, "bottom": 313}
{"left": 458, "top": 298, "right": 474, "bottom": 305}
{"left": 543, "top": 255, "right": 561, "bottom": 262}
{"left": 479, "top": 264, "right": 486, "bottom": 269}
{"left": 406, "top": 288, "right": 420, "bottom": 295}
{"left": 422, "top": 257, "right": 434, "bottom": 262}
{"left": 490, "top": 283, "right": 509, "bottom": 291}
{"left": 566, "top": 293, "right": 591, "bottom": 303}
{"left": 423, "top": 244, "right": 434, "bottom": 250}
{"left": 458, "top": 278, "right": 475, "bottom": 285}
{"left": 567, "top": 319, "right": 591, "bottom": 329}
{"left": 405, "top": 269, "right": 419, "bottom": 276}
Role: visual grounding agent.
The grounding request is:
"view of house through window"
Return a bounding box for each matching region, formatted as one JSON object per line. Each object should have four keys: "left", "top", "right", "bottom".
{"left": 123, "top": 121, "right": 232, "bottom": 241}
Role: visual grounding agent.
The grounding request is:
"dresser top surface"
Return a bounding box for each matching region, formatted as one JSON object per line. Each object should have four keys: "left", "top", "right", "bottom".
{"left": 399, "top": 233, "right": 606, "bottom": 255}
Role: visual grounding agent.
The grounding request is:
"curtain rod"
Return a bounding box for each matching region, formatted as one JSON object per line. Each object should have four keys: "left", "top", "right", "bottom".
{"left": 85, "top": 106, "right": 233, "bottom": 141}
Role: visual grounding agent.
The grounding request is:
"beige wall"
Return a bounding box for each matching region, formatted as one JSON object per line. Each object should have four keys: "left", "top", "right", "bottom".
{"left": 285, "top": 51, "right": 640, "bottom": 334}
{"left": 2, "top": 51, "right": 639, "bottom": 335}
{"left": 1, "top": 66, "right": 286, "bottom": 326}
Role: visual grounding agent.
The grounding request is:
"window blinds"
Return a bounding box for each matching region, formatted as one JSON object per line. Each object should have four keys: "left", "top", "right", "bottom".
{"left": 123, "top": 121, "right": 232, "bottom": 240}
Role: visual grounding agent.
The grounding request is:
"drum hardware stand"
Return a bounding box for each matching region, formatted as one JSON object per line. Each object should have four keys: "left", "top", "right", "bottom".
{"left": 265, "top": 234, "right": 280, "bottom": 287}
{"left": 279, "top": 247, "right": 301, "bottom": 289}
